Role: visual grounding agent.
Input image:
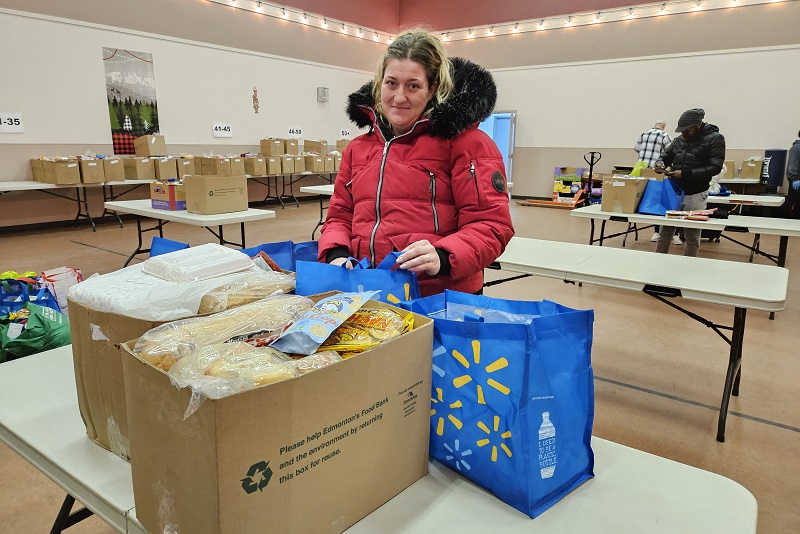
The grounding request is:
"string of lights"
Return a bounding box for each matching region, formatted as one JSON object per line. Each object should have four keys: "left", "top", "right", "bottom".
{"left": 207, "top": 0, "right": 793, "bottom": 44}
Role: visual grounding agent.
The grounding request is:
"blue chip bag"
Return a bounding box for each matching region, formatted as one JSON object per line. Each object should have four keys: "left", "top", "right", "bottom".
{"left": 270, "top": 291, "right": 379, "bottom": 355}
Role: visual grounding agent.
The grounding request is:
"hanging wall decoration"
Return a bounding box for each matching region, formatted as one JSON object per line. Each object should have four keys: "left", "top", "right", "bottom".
{"left": 102, "top": 48, "right": 160, "bottom": 155}
{"left": 253, "top": 86, "right": 260, "bottom": 114}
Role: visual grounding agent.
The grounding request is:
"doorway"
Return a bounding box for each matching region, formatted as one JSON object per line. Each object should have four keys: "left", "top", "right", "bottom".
{"left": 478, "top": 111, "right": 516, "bottom": 193}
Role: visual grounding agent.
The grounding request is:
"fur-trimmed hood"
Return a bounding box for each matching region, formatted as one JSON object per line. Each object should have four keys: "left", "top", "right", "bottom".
{"left": 346, "top": 57, "right": 497, "bottom": 139}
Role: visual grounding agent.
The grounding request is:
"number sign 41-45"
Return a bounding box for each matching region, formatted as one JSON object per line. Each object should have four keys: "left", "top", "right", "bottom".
{"left": 212, "top": 122, "right": 233, "bottom": 138}
{"left": 0, "top": 112, "right": 24, "bottom": 133}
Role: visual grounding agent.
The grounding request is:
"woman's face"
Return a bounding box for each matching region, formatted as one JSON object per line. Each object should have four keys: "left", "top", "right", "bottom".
{"left": 380, "top": 58, "right": 434, "bottom": 136}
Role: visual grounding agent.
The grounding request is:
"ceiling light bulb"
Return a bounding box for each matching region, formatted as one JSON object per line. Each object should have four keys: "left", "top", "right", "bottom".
{"left": 592, "top": 13, "right": 600, "bottom": 23}
{"left": 512, "top": 23, "right": 519, "bottom": 32}
{"left": 627, "top": 8, "right": 634, "bottom": 18}
{"left": 322, "top": 18, "right": 328, "bottom": 28}
{"left": 538, "top": 20, "right": 544, "bottom": 29}
{"left": 487, "top": 26, "right": 494, "bottom": 35}
{"left": 566, "top": 16, "right": 573, "bottom": 26}
{"left": 373, "top": 32, "right": 379, "bottom": 41}
{"left": 357, "top": 28, "right": 363, "bottom": 37}
{"left": 340, "top": 23, "right": 347, "bottom": 33}
{"left": 468, "top": 29, "right": 474, "bottom": 38}
{"left": 281, "top": 7, "right": 287, "bottom": 18}
{"left": 302, "top": 13, "right": 308, "bottom": 23}
{"left": 694, "top": 1, "right": 702, "bottom": 10}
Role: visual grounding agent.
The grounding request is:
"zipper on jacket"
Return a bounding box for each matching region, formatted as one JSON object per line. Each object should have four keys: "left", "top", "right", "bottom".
{"left": 428, "top": 171, "right": 439, "bottom": 233}
{"left": 469, "top": 161, "right": 480, "bottom": 205}
{"left": 369, "top": 141, "right": 390, "bottom": 266}
{"left": 367, "top": 113, "right": 429, "bottom": 267}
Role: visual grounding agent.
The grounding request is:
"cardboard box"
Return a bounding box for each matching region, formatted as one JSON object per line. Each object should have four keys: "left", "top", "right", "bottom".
{"left": 244, "top": 157, "right": 267, "bottom": 176}
{"left": 123, "top": 158, "right": 155, "bottom": 181}
{"left": 336, "top": 139, "right": 350, "bottom": 152}
{"left": 303, "top": 139, "right": 328, "bottom": 154}
{"left": 554, "top": 166, "right": 588, "bottom": 180}
{"left": 103, "top": 159, "right": 125, "bottom": 182}
{"left": 280, "top": 155, "right": 295, "bottom": 174}
{"left": 304, "top": 155, "right": 325, "bottom": 173}
{"left": 122, "top": 300, "right": 432, "bottom": 534}
{"left": 180, "top": 156, "right": 202, "bottom": 175}
{"left": 284, "top": 139, "right": 299, "bottom": 155}
{"left": 30, "top": 159, "right": 44, "bottom": 181}
{"left": 601, "top": 177, "right": 649, "bottom": 213}
{"left": 79, "top": 160, "right": 105, "bottom": 184}
{"left": 202, "top": 157, "right": 232, "bottom": 176}
{"left": 333, "top": 154, "right": 341, "bottom": 172}
{"left": 134, "top": 135, "right": 167, "bottom": 157}
{"left": 293, "top": 155, "right": 305, "bottom": 173}
{"left": 184, "top": 175, "right": 248, "bottom": 215}
{"left": 229, "top": 157, "right": 246, "bottom": 177}
{"left": 740, "top": 160, "right": 763, "bottom": 180}
{"left": 153, "top": 158, "right": 178, "bottom": 181}
{"left": 176, "top": 158, "right": 197, "bottom": 179}
{"left": 42, "top": 160, "right": 81, "bottom": 185}
{"left": 150, "top": 182, "right": 186, "bottom": 211}
{"left": 324, "top": 156, "right": 335, "bottom": 173}
{"left": 722, "top": 160, "right": 735, "bottom": 179}
{"left": 260, "top": 138, "right": 285, "bottom": 157}
{"left": 68, "top": 298, "right": 173, "bottom": 459}
{"left": 638, "top": 168, "right": 660, "bottom": 178}
{"left": 266, "top": 157, "right": 282, "bottom": 175}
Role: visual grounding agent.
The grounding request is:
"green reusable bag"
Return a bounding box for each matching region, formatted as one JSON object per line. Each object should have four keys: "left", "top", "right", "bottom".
{"left": 629, "top": 161, "right": 649, "bottom": 176}
{"left": 0, "top": 302, "right": 71, "bottom": 363}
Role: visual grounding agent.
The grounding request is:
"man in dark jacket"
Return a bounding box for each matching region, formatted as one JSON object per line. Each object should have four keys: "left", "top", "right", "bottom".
{"left": 654, "top": 108, "right": 725, "bottom": 256}
{"left": 785, "top": 130, "right": 800, "bottom": 219}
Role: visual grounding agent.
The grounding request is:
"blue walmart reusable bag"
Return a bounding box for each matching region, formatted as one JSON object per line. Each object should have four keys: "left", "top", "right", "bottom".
{"left": 295, "top": 252, "right": 420, "bottom": 304}
{"left": 637, "top": 178, "right": 684, "bottom": 216}
{"left": 240, "top": 240, "right": 319, "bottom": 271}
{"left": 402, "top": 290, "right": 595, "bottom": 518}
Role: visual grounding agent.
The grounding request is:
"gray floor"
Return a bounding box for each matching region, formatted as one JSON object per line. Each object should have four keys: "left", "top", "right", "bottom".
{"left": 1, "top": 198, "right": 798, "bottom": 533}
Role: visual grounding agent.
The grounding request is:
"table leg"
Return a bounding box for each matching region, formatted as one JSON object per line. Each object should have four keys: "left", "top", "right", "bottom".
{"left": 599, "top": 221, "right": 606, "bottom": 246}
{"left": 281, "top": 175, "right": 300, "bottom": 208}
{"left": 73, "top": 187, "right": 97, "bottom": 232}
{"left": 49, "top": 494, "right": 93, "bottom": 534}
{"left": 717, "top": 307, "right": 746, "bottom": 443}
{"left": 124, "top": 217, "right": 145, "bottom": 267}
{"left": 218, "top": 225, "right": 224, "bottom": 245}
{"left": 748, "top": 234, "right": 761, "bottom": 262}
{"left": 101, "top": 185, "right": 124, "bottom": 228}
{"left": 588, "top": 219, "right": 595, "bottom": 245}
{"left": 311, "top": 196, "right": 325, "bottom": 240}
{"left": 240, "top": 222, "right": 246, "bottom": 248}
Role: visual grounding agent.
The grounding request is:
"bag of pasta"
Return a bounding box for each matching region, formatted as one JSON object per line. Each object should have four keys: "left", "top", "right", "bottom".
{"left": 321, "top": 306, "right": 414, "bottom": 358}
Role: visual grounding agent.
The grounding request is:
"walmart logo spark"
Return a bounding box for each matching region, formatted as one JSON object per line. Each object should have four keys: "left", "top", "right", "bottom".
{"left": 443, "top": 439, "right": 472, "bottom": 471}
{"left": 451, "top": 340, "right": 510, "bottom": 404}
{"left": 476, "top": 415, "right": 513, "bottom": 463}
{"left": 430, "top": 387, "right": 463, "bottom": 436}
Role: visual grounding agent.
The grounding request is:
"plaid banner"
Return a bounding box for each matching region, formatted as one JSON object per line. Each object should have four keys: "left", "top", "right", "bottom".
{"left": 112, "top": 132, "right": 136, "bottom": 156}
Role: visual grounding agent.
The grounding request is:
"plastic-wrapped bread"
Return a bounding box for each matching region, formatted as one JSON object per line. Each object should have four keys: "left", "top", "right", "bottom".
{"left": 134, "top": 294, "right": 313, "bottom": 371}
{"left": 197, "top": 270, "right": 296, "bottom": 314}
{"left": 295, "top": 351, "right": 343, "bottom": 376}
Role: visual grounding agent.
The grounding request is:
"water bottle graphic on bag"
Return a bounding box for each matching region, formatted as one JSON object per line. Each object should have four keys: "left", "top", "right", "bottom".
{"left": 538, "top": 412, "right": 557, "bottom": 479}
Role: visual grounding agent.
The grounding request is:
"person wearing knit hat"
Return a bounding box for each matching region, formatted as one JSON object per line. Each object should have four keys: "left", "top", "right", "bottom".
{"left": 653, "top": 108, "right": 725, "bottom": 257}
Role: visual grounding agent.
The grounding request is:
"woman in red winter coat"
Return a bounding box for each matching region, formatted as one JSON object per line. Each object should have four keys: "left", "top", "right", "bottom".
{"left": 318, "top": 29, "right": 515, "bottom": 297}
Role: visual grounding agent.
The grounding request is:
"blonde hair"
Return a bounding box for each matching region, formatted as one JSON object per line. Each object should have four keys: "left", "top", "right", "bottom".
{"left": 372, "top": 29, "right": 454, "bottom": 118}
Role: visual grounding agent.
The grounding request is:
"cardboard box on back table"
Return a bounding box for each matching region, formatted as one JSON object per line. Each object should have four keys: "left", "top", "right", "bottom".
{"left": 153, "top": 158, "right": 178, "bottom": 181}
{"left": 79, "top": 160, "right": 105, "bottom": 184}
{"left": 42, "top": 160, "right": 81, "bottom": 185}
{"left": 601, "top": 176, "right": 649, "bottom": 213}
{"left": 103, "top": 159, "right": 125, "bottom": 182}
{"left": 244, "top": 157, "right": 267, "bottom": 176}
{"left": 122, "top": 299, "right": 433, "bottom": 534}
{"left": 123, "top": 158, "right": 155, "bottom": 181}
{"left": 133, "top": 135, "right": 167, "bottom": 157}
{"left": 184, "top": 174, "right": 248, "bottom": 215}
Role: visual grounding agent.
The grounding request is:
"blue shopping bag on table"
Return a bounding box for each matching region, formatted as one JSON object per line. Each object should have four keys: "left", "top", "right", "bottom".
{"left": 240, "top": 240, "right": 319, "bottom": 271}
{"left": 638, "top": 178, "right": 684, "bottom": 216}
{"left": 1, "top": 278, "right": 61, "bottom": 317}
{"left": 295, "top": 252, "right": 420, "bottom": 304}
{"left": 401, "top": 290, "right": 595, "bottom": 518}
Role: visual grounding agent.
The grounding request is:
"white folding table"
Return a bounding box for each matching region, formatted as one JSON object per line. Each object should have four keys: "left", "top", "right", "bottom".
{"left": 571, "top": 203, "right": 800, "bottom": 274}
{"left": 300, "top": 183, "right": 334, "bottom": 239}
{"left": 103, "top": 199, "right": 276, "bottom": 266}
{"left": 249, "top": 172, "right": 337, "bottom": 208}
{"left": 489, "top": 237, "right": 788, "bottom": 442}
{"left": 0, "top": 347, "right": 757, "bottom": 533}
{"left": 1, "top": 180, "right": 107, "bottom": 231}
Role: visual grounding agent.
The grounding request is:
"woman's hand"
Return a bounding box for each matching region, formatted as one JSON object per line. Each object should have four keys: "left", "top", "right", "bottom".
{"left": 397, "top": 240, "right": 441, "bottom": 276}
{"left": 330, "top": 257, "right": 354, "bottom": 269}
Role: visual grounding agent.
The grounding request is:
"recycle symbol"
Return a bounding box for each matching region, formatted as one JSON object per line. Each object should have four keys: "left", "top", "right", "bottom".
{"left": 241, "top": 460, "right": 273, "bottom": 494}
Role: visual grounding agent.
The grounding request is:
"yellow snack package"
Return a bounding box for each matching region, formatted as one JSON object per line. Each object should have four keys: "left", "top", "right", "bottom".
{"left": 321, "top": 306, "right": 414, "bottom": 357}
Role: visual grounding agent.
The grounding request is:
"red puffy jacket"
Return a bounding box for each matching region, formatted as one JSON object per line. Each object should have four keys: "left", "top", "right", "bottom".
{"left": 318, "top": 58, "right": 514, "bottom": 296}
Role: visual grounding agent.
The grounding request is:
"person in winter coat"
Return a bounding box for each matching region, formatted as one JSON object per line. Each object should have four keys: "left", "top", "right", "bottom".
{"left": 785, "top": 129, "right": 800, "bottom": 219}
{"left": 318, "top": 29, "right": 514, "bottom": 297}
{"left": 654, "top": 108, "right": 725, "bottom": 257}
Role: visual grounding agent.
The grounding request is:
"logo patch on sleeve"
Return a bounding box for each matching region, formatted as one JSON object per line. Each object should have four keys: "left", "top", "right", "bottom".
{"left": 491, "top": 171, "right": 506, "bottom": 193}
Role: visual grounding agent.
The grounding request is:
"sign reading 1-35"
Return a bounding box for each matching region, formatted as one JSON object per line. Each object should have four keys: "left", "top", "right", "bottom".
{"left": 212, "top": 122, "right": 233, "bottom": 138}
{"left": 0, "top": 112, "right": 24, "bottom": 133}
